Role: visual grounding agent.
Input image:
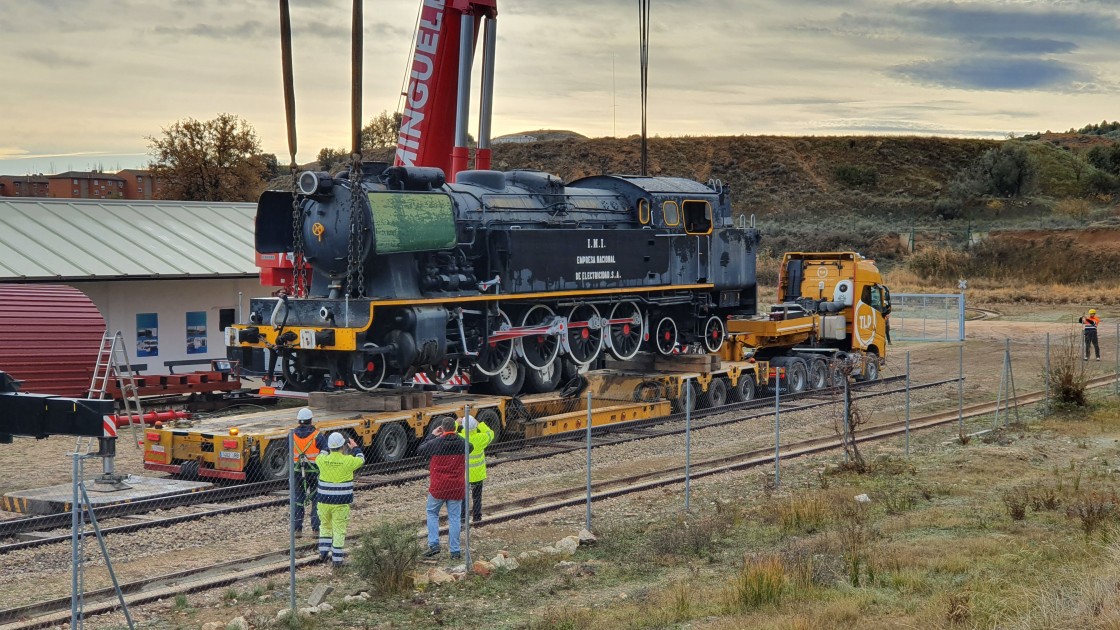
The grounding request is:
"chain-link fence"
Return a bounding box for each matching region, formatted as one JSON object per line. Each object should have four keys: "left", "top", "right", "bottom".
{"left": 7, "top": 329, "right": 1120, "bottom": 627}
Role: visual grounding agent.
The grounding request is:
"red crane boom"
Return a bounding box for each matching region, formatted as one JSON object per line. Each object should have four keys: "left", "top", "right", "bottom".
{"left": 394, "top": 0, "right": 498, "bottom": 180}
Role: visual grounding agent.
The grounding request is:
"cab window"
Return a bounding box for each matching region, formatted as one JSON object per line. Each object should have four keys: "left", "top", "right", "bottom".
{"left": 662, "top": 201, "right": 680, "bottom": 226}
{"left": 638, "top": 199, "right": 650, "bottom": 224}
{"left": 682, "top": 200, "right": 712, "bottom": 234}
{"left": 861, "top": 285, "right": 884, "bottom": 311}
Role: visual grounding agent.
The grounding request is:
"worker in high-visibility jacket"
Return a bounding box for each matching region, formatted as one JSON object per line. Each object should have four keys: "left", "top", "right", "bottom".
{"left": 457, "top": 414, "right": 495, "bottom": 524}
{"left": 290, "top": 407, "right": 326, "bottom": 536}
{"left": 315, "top": 432, "right": 365, "bottom": 568}
{"left": 1079, "top": 308, "right": 1102, "bottom": 361}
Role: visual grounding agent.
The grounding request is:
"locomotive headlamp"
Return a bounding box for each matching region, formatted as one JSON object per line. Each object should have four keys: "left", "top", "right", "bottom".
{"left": 297, "top": 170, "right": 333, "bottom": 195}
{"left": 229, "top": 428, "right": 239, "bottom": 436}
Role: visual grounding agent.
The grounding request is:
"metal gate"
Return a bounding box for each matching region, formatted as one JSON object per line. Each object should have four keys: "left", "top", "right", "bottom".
{"left": 890, "top": 293, "right": 965, "bottom": 342}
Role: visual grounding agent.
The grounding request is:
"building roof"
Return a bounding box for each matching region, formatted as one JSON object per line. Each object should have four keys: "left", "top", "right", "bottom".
{"left": 0, "top": 198, "right": 257, "bottom": 280}
{"left": 49, "top": 171, "right": 125, "bottom": 181}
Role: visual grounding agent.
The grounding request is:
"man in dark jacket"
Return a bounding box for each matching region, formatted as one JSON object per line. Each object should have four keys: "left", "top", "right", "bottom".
{"left": 417, "top": 417, "right": 472, "bottom": 560}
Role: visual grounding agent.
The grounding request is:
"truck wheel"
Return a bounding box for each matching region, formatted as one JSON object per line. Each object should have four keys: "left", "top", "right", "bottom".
{"left": 258, "top": 440, "right": 290, "bottom": 481}
{"left": 522, "top": 357, "right": 563, "bottom": 393}
{"left": 732, "top": 374, "right": 756, "bottom": 402}
{"left": 786, "top": 361, "right": 808, "bottom": 394}
{"left": 702, "top": 377, "right": 729, "bottom": 408}
{"left": 859, "top": 358, "right": 881, "bottom": 382}
{"left": 808, "top": 359, "right": 829, "bottom": 390}
{"left": 673, "top": 380, "right": 700, "bottom": 414}
{"left": 373, "top": 423, "right": 409, "bottom": 462}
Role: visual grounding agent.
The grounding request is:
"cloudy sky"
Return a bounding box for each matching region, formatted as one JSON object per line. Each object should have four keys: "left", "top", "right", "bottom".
{"left": 1, "top": 0, "right": 1118, "bottom": 175}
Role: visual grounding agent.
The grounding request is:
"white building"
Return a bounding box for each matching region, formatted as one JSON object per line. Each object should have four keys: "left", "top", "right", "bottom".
{"left": 0, "top": 197, "right": 266, "bottom": 375}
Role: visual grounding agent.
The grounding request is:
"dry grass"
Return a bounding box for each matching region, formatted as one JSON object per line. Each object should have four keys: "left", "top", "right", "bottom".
{"left": 725, "top": 555, "right": 788, "bottom": 612}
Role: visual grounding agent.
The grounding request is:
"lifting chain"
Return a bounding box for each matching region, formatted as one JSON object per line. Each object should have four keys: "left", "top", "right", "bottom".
{"left": 344, "top": 154, "right": 366, "bottom": 298}
{"left": 289, "top": 163, "right": 308, "bottom": 297}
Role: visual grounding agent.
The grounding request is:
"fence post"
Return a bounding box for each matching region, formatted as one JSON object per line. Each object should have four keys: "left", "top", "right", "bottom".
{"left": 774, "top": 371, "right": 781, "bottom": 487}
{"left": 995, "top": 341, "right": 1006, "bottom": 427}
{"left": 958, "top": 292, "right": 966, "bottom": 341}
{"left": 463, "top": 404, "right": 472, "bottom": 569}
{"left": 905, "top": 351, "right": 911, "bottom": 457}
{"left": 585, "top": 389, "right": 592, "bottom": 532}
{"left": 685, "top": 381, "right": 692, "bottom": 511}
{"left": 71, "top": 453, "right": 81, "bottom": 629}
{"left": 1115, "top": 323, "right": 1118, "bottom": 397}
{"left": 957, "top": 344, "right": 964, "bottom": 436}
{"left": 842, "top": 376, "right": 850, "bottom": 464}
{"left": 288, "top": 429, "right": 296, "bottom": 616}
{"left": 1045, "top": 333, "right": 1051, "bottom": 414}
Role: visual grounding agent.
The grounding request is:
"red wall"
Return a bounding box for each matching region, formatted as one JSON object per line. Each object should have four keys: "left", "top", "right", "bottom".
{"left": 0, "top": 284, "right": 104, "bottom": 396}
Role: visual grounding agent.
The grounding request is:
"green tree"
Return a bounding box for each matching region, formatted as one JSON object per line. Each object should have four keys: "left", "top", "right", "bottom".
{"left": 362, "top": 110, "right": 403, "bottom": 152}
{"left": 975, "top": 142, "right": 1036, "bottom": 197}
{"left": 316, "top": 147, "right": 350, "bottom": 172}
{"left": 147, "top": 114, "right": 269, "bottom": 202}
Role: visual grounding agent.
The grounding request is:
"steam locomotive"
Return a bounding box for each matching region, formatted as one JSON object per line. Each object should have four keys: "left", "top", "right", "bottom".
{"left": 229, "top": 163, "right": 761, "bottom": 395}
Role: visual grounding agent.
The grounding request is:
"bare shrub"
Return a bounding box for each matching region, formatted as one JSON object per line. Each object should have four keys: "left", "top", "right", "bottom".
{"left": 351, "top": 522, "right": 421, "bottom": 595}
{"left": 946, "top": 591, "right": 972, "bottom": 625}
{"left": 1002, "top": 487, "right": 1030, "bottom": 521}
{"left": 1067, "top": 491, "right": 1118, "bottom": 535}
{"left": 1047, "top": 332, "right": 1090, "bottom": 408}
{"left": 1031, "top": 486, "right": 1062, "bottom": 512}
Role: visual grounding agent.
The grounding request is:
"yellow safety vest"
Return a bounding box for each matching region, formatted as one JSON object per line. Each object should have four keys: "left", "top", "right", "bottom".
{"left": 458, "top": 421, "right": 495, "bottom": 483}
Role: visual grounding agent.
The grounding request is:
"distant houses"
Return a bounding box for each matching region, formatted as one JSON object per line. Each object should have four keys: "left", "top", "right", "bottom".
{"left": 0, "top": 169, "right": 161, "bottom": 200}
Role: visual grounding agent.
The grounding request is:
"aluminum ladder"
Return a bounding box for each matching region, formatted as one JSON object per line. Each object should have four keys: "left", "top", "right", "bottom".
{"left": 83, "top": 331, "right": 144, "bottom": 451}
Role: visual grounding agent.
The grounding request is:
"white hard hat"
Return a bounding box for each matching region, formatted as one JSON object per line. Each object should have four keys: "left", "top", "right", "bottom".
{"left": 297, "top": 407, "right": 313, "bottom": 424}
{"left": 327, "top": 432, "right": 346, "bottom": 450}
{"left": 460, "top": 415, "right": 479, "bottom": 431}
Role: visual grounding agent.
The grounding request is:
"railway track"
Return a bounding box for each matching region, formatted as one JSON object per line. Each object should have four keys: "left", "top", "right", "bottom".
{"left": 3, "top": 373, "right": 1105, "bottom": 629}
{"left": 0, "top": 375, "right": 921, "bottom": 551}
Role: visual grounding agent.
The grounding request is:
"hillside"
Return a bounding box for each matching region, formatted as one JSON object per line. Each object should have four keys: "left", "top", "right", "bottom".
{"left": 489, "top": 133, "right": 1120, "bottom": 266}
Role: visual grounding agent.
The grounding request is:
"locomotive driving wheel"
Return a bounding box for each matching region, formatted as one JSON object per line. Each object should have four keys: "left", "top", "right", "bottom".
{"left": 280, "top": 350, "right": 323, "bottom": 392}
{"left": 654, "top": 317, "right": 679, "bottom": 355}
{"left": 703, "top": 315, "right": 726, "bottom": 353}
{"left": 475, "top": 309, "right": 514, "bottom": 376}
{"left": 607, "top": 302, "right": 644, "bottom": 361}
{"left": 424, "top": 357, "right": 461, "bottom": 384}
{"left": 518, "top": 304, "right": 561, "bottom": 370}
{"left": 351, "top": 356, "right": 387, "bottom": 391}
{"left": 564, "top": 303, "right": 604, "bottom": 365}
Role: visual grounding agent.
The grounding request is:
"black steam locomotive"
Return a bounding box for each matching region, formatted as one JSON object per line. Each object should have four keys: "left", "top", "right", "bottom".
{"left": 230, "top": 163, "right": 761, "bottom": 395}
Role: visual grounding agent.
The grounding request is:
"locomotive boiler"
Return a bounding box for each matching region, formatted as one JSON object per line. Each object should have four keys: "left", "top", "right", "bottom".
{"left": 229, "top": 162, "right": 761, "bottom": 395}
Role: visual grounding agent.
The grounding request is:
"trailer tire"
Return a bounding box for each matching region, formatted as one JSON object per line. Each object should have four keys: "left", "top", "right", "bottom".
{"left": 373, "top": 423, "right": 409, "bottom": 462}
{"left": 258, "top": 439, "right": 290, "bottom": 481}
{"left": 475, "top": 408, "right": 503, "bottom": 436}
{"left": 732, "top": 374, "right": 757, "bottom": 402}
{"left": 808, "top": 359, "right": 829, "bottom": 390}
{"left": 523, "top": 356, "right": 563, "bottom": 394}
{"left": 786, "top": 360, "right": 808, "bottom": 394}
{"left": 703, "top": 377, "right": 729, "bottom": 408}
{"left": 178, "top": 459, "right": 200, "bottom": 481}
{"left": 482, "top": 359, "right": 525, "bottom": 396}
{"left": 672, "top": 380, "right": 700, "bottom": 414}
